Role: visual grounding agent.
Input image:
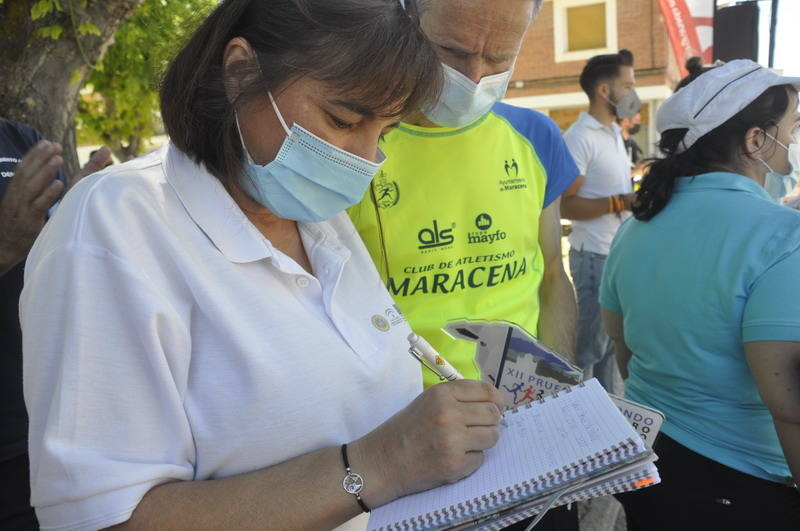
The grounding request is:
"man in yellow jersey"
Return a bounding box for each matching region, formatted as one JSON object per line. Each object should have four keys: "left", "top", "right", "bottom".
{"left": 350, "top": 0, "right": 577, "bottom": 379}
{"left": 349, "top": 1, "right": 580, "bottom": 528}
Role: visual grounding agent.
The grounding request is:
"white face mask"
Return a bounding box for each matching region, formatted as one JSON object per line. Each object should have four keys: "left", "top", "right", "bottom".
{"left": 422, "top": 63, "right": 514, "bottom": 127}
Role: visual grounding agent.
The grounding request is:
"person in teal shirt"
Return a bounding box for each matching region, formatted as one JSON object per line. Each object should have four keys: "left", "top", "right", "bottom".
{"left": 600, "top": 60, "right": 800, "bottom": 530}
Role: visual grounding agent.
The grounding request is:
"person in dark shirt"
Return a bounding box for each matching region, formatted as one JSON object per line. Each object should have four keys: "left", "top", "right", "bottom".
{"left": 0, "top": 119, "right": 109, "bottom": 529}
{"left": 619, "top": 112, "right": 643, "bottom": 167}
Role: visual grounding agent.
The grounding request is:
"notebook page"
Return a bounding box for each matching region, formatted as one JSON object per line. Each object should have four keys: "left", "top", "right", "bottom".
{"left": 368, "top": 379, "right": 642, "bottom": 530}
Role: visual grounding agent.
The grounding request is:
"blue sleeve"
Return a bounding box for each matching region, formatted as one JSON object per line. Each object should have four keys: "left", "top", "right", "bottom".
{"left": 742, "top": 246, "right": 800, "bottom": 342}
{"left": 492, "top": 102, "right": 580, "bottom": 208}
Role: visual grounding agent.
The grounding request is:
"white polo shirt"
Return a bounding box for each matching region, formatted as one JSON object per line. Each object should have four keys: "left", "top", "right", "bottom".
{"left": 563, "top": 112, "right": 632, "bottom": 255}
{"left": 20, "top": 143, "right": 421, "bottom": 531}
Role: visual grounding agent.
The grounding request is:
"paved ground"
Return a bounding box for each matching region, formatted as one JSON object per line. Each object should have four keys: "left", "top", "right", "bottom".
{"left": 579, "top": 496, "right": 627, "bottom": 531}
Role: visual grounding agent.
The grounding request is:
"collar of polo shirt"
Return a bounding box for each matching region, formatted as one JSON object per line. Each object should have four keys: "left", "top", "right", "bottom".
{"left": 163, "top": 143, "right": 347, "bottom": 266}
{"left": 580, "top": 112, "right": 622, "bottom": 134}
{"left": 674, "top": 171, "right": 773, "bottom": 200}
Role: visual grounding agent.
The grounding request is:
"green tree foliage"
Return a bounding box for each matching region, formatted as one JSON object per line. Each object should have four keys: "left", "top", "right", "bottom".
{"left": 77, "top": 0, "right": 215, "bottom": 161}
{"left": 0, "top": 0, "right": 144, "bottom": 179}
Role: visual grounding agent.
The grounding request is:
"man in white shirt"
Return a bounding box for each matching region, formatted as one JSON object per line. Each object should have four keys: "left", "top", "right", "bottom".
{"left": 562, "top": 50, "right": 639, "bottom": 393}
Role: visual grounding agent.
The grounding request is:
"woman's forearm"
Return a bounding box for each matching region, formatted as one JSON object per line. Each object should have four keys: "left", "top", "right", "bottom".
{"left": 109, "top": 379, "right": 506, "bottom": 529}
{"left": 112, "top": 441, "right": 386, "bottom": 529}
{"left": 773, "top": 419, "right": 800, "bottom": 489}
{"left": 744, "top": 341, "right": 800, "bottom": 489}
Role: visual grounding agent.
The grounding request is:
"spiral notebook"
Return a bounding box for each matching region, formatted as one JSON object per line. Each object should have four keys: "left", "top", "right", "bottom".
{"left": 368, "top": 378, "right": 660, "bottom": 531}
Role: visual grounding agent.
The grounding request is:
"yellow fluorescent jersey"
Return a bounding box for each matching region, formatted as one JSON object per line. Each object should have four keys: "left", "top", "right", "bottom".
{"left": 349, "top": 103, "right": 579, "bottom": 386}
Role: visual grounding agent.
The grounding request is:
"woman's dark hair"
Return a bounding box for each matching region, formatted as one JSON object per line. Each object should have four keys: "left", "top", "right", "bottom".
{"left": 160, "top": 0, "right": 442, "bottom": 183}
{"left": 579, "top": 49, "right": 634, "bottom": 100}
{"left": 675, "top": 56, "right": 712, "bottom": 92}
{"left": 634, "top": 82, "right": 794, "bottom": 221}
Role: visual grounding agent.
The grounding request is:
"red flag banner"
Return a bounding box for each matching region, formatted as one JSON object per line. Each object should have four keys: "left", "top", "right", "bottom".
{"left": 658, "top": 0, "right": 714, "bottom": 77}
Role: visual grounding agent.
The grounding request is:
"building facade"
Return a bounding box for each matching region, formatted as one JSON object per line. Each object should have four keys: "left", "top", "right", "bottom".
{"left": 505, "top": 0, "right": 683, "bottom": 157}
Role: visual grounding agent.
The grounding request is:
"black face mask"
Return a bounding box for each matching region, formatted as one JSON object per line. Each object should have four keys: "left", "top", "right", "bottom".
{"left": 628, "top": 124, "right": 641, "bottom": 135}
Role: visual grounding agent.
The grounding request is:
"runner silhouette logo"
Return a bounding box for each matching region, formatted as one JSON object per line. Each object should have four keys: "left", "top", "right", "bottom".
{"left": 373, "top": 171, "right": 399, "bottom": 208}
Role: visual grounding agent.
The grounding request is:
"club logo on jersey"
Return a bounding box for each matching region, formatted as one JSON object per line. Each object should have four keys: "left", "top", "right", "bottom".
{"left": 499, "top": 157, "right": 527, "bottom": 192}
{"left": 468, "top": 212, "right": 507, "bottom": 245}
{"left": 504, "top": 158, "right": 519, "bottom": 177}
{"left": 475, "top": 213, "right": 493, "bottom": 230}
{"left": 417, "top": 219, "right": 455, "bottom": 252}
{"left": 373, "top": 171, "right": 399, "bottom": 209}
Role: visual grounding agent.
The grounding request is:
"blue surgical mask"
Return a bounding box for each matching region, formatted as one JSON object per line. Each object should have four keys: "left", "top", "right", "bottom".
{"left": 236, "top": 92, "right": 386, "bottom": 222}
{"left": 761, "top": 132, "right": 799, "bottom": 202}
{"left": 764, "top": 171, "right": 796, "bottom": 202}
{"left": 422, "top": 63, "right": 513, "bottom": 127}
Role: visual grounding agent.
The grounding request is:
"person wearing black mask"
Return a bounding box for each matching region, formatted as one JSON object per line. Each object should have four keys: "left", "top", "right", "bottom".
{"left": 619, "top": 112, "right": 643, "bottom": 167}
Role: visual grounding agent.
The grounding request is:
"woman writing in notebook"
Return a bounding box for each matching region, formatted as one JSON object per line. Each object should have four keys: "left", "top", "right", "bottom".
{"left": 19, "top": 1, "right": 506, "bottom": 529}
{"left": 601, "top": 59, "right": 800, "bottom": 530}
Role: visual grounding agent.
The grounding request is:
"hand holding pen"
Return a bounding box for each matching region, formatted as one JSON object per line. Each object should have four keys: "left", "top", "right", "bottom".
{"left": 408, "top": 333, "right": 507, "bottom": 427}
{"left": 351, "top": 373, "right": 507, "bottom": 503}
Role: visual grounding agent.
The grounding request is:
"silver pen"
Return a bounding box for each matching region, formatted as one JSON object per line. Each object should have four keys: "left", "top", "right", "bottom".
{"left": 407, "top": 333, "right": 464, "bottom": 381}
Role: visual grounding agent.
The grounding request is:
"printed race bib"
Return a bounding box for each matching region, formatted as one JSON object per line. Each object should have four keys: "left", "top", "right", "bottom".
{"left": 609, "top": 394, "right": 665, "bottom": 448}
{"left": 445, "top": 320, "right": 583, "bottom": 408}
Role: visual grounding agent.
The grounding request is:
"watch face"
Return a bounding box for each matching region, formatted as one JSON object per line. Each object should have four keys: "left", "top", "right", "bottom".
{"left": 343, "top": 472, "right": 364, "bottom": 494}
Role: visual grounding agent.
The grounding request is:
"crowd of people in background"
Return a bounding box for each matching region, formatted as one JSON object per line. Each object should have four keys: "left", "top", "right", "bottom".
{"left": 1, "top": 0, "right": 799, "bottom": 530}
